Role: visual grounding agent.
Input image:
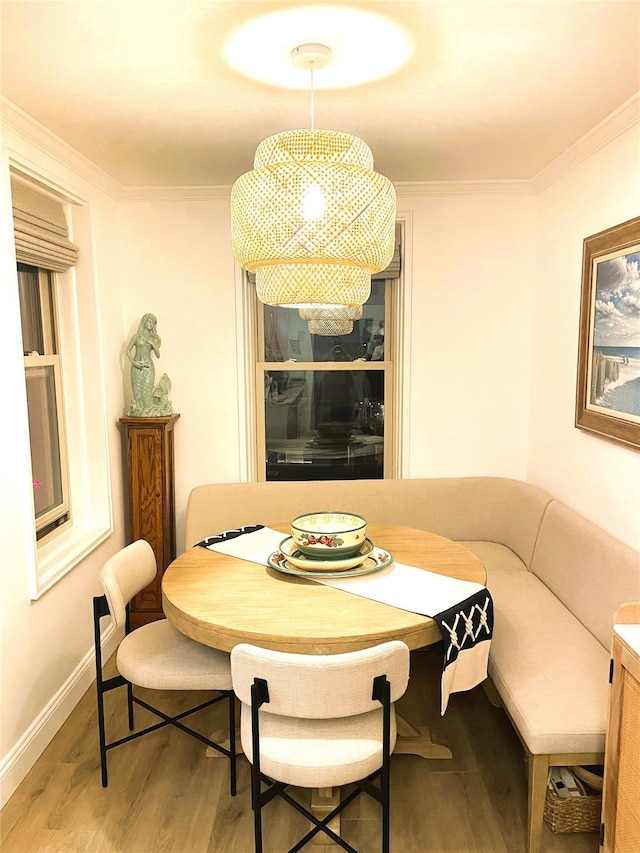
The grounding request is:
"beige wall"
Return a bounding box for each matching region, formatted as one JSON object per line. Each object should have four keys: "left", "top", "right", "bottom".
{"left": 117, "top": 197, "right": 243, "bottom": 548}
{"left": 0, "top": 112, "right": 129, "bottom": 805}
{"left": 528, "top": 124, "right": 640, "bottom": 550}
{"left": 398, "top": 192, "right": 536, "bottom": 480}
{"left": 1, "top": 101, "right": 638, "bottom": 807}
{"left": 116, "top": 193, "right": 537, "bottom": 550}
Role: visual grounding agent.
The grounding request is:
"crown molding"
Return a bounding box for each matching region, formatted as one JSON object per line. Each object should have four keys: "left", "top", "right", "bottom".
{"left": 120, "top": 185, "right": 232, "bottom": 201}
{"left": 1, "top": 98, "right": 122, "bottom": 200}
{"left": 394, "top": 179, "right": 534, "bottom": 197}
{"left": 3, "top": 92, "right": 638, "bottom": 203}
{"left": 531, "top": 92, "right": 640, "bottom": 194}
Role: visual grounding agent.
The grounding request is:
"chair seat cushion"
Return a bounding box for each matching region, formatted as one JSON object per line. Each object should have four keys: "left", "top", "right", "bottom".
{"left": 241, "top": 704, "right": 397, "bottom": 788}
{"left": 117, "top": 619, "right": 232, "bottom": 691}
{"left": 487, "top": 571, "right": 609, "bottom": 755}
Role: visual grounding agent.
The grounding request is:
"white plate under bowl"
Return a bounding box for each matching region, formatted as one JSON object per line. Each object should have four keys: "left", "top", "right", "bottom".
{"left": 267, "top": 546, "right": 393, "bottom": 579}
{"left": 279, "top": 536, "right": 374, "bottom": 571}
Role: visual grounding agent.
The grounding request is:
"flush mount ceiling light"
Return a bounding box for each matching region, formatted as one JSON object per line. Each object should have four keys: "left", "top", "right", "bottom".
{"left": 223, "top": 6, "right": 413, "bottom": 90}
{"left": 230, "top": 43, "right": 396, "bottom": 308}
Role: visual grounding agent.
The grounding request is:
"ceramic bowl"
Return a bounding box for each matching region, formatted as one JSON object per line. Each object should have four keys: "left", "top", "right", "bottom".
{"left": 290, "top": 511, "right": 368, "bottom": 558}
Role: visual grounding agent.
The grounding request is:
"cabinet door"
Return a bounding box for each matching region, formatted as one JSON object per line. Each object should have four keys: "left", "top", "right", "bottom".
{"left": 121, "top": 415, "right": 179, "bottom": 627}
{"left": 602, "top": 606, "right": 640, "bottom": 852}
{"left": 129, "top": 426, "right": 166, "bottom": 612}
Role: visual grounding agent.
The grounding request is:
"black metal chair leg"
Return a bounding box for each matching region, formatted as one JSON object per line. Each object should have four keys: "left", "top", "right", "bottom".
{"left": 382, "top": 790, "right": 390, "bottom": 853}
{"left": 127, "top": 682, "right": 134, "bottom": 730}
{"left": 96, "top": 685, "right": 108, "bottom": 788}
{"left": 228, "top": 692, "right": 237, "bottom": 796}
{"left": 254, "top": 792, "right": 263, "bottom": 853}
{"left": 93, "top": 595, "right": 109, "bottom": 787}
{"left": 251, "top": 678, "right": 269, "bottom": 853}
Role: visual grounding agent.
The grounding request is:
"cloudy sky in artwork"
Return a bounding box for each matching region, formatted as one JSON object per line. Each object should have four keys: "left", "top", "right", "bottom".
{"left": 594, "top": 250, "right": 640, "bottom": 348}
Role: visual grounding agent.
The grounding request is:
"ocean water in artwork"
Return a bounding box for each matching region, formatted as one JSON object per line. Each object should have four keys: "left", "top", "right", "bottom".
{"left": 591, "top": 347, "right": 640, "bottom": 417}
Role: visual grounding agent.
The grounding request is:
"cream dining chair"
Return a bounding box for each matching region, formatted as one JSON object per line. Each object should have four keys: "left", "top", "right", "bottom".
{"left": 230, "top": 640, "right": 410, "bottom": 853}
{"left": 93, "top": 539, "right": 236, "bottom": 794}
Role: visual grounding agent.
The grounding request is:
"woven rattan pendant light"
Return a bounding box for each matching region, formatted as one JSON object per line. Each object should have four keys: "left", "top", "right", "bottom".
{"left": 300, "top": 303, "right": 362, "bottom": 337}
{"left": 230, "top": 44, "right": 396, "bottom": 308}
{"left": 308, "top": 318, "right": 354, "bottom": 336}
{"left": 299, "top": 304, "right": 363, "bottom": 322}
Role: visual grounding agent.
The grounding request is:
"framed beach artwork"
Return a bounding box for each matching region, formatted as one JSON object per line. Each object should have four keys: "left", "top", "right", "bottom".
{"left": 576, "top": 216, "right": 640, "bottom": 449}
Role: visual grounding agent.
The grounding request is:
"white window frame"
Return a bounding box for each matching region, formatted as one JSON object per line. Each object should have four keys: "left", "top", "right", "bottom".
{"left": 24, "top": 357, "right": 71, "bottom": 535}
{"left": 256, "top": 281, "right": 395, "bottom": 481}
{"left": 8, "top": 162, "right": 113, "bottom": 599}
{"left": 21, "top": 266, "right": 72, "bottom": 539}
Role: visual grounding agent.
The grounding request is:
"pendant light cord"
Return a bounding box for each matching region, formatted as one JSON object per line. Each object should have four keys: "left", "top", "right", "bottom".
{"left": 309, "top": 63, "right": 315, "bottom": 130}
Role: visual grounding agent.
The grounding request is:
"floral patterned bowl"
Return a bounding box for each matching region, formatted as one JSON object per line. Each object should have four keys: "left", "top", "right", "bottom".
{"left": 290, "top": 512, "right": 368, "bottom": 558}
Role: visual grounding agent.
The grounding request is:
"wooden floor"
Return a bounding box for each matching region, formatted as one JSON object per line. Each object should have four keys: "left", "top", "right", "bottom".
{"left": 1, "top": 648, "right": 600, "bottom": 853}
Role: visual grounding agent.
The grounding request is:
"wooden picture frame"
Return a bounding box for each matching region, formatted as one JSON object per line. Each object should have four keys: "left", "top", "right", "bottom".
{"left": 575, "top": 216, "right": 640, "bottom": 449}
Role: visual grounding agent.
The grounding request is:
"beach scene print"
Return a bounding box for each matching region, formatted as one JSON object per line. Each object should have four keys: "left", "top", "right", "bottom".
{"left": 589, "top": 248, "right": 640, "bottom": 421}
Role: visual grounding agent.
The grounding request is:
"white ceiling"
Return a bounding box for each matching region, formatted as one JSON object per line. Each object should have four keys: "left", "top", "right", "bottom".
{"left": 1, "top": 1, "right": 639, "bottom": 187}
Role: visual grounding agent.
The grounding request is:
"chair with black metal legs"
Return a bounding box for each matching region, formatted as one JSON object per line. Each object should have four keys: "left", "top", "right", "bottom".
{"left": 231, "top": 640, "right": 410, "bottom": 853}
{"left": 93, "top": 539, "right": 236, "bottom": 794}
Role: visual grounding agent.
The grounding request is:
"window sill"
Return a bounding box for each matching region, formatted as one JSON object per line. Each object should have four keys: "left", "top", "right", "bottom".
{"left": 31, "top": 522, "right": 113, "bottom": 600}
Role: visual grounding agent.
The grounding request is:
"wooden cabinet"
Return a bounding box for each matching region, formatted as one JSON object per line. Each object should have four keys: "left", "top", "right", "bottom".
{"left": 601, "top": 602, "right": 640, "bottom": 852}
{"left": 119, "top": 415, "right": 179, "bottom": 629}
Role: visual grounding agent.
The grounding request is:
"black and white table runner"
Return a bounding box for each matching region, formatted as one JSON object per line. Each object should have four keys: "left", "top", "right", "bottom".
{"left": 197, "top": 525, "right": 494, "bottom": 714}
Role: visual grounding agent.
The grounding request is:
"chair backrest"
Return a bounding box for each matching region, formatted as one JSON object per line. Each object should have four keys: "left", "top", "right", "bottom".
{"left": 99, "top": 540, "right": 157, "bottom": 628}
{"left": 231, "top": 641, "right": 410, "bottom": 719}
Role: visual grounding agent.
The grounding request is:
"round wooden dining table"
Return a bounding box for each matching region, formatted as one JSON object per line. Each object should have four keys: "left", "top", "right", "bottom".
{"left": 162, "top": 521, "right": 487, "bottom": 829}
{"left": 162, "top": 521, "right": 486, "bottom": 655}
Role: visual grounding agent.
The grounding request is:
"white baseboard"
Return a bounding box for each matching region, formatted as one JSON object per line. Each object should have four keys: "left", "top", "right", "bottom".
{"left": 0, "top": 624, "right": 120, "bottom": 810}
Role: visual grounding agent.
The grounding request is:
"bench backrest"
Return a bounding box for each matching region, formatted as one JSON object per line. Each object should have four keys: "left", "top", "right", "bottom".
{"left": 185, "top": 477, "right": 552, "bottom": 568}
{"left": 531, "top": 501, "right": 640, "bottom": 649}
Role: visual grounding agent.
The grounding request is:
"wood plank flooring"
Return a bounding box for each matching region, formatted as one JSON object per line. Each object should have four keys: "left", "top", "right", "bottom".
{"left": 1, "top": 648, "right": 600, "bottom": 852}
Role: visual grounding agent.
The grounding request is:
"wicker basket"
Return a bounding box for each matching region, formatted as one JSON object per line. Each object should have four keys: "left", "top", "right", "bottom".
{"left": 523, "top": 756, "right": 602, "bottom": 834}
{"left": 543, "top": 785, "right": 602, "bottom": 834}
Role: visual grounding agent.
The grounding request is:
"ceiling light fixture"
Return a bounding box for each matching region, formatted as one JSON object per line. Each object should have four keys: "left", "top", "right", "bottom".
{"left": 299, "top": 305, "right": 363, "bottom": 322}
{"left": 230, "top": 43, "right": 396, "bottom": 309}
{"left": 308, "top": 318, "right": 354, "bottom": 336}
{"left": 300, "top": 303, "right": 362, "bottom": 337}
{"left": 223, "top": 6, "right": 413, "bottom": 90}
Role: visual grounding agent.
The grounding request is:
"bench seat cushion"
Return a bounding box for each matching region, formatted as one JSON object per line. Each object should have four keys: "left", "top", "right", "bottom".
{"left": 487, "top": 571, "right": 609, "bottom": 755}
{"left": 459, "top": 541, "right": 527, "bottom": 574}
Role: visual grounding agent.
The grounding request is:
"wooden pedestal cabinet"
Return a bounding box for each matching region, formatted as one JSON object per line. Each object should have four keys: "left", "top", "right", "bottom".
{"left": 119, "top": 415, "right": 180, "bottom": 629}
{"left": 601, "top": 602, "right": 640, "bottom": 852}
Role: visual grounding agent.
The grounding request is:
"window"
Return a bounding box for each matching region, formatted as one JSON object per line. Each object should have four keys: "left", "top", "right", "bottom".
{"left": 255, "top": 268, "right": 400, "bottom": 481}
{"left": 18, "top": 263, "right": 70, "bottom": 540}
{"left": 9, "top": 168, "right": 112, "bottom": 598}
{"left": 238, "top": 220, "right": 408, "bottom": 483}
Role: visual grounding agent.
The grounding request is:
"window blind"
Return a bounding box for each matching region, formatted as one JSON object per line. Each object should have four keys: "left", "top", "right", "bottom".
{"left": 376, "top": 222, "right": 402, "bottom": 280}
{"left": 11, "top": 177, "right": 79, "bottom": 272}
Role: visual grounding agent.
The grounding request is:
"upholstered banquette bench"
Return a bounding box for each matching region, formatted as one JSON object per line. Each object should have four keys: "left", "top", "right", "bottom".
{"left": 184, "top": 477, "right": 640, "bottom": 853}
